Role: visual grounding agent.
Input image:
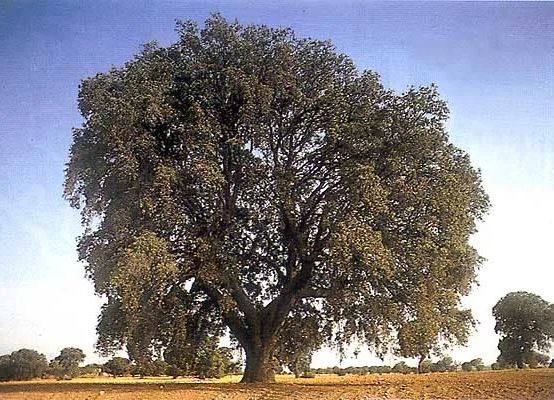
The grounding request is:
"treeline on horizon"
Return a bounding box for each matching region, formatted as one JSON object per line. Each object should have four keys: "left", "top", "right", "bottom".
{"left": 312, "top": 354, "right": 554, "bottom": 377}
{"left": 0, "top": 346, "right": 241, "bottom": 382}
{"left": 1, "top": 291, "right": 553, "bottom": 382}
{"left": 1, "top": 348, "right": 553, "bottom": 383}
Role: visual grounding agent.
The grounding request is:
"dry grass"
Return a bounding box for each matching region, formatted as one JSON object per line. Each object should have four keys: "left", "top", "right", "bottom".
{"left": 1, "top": 369, "right": 553, "bottom": 400}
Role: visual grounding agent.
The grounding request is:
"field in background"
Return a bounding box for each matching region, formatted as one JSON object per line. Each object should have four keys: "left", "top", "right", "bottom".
{"left": 1, "top": 369, "right": 553, "bottom": 400}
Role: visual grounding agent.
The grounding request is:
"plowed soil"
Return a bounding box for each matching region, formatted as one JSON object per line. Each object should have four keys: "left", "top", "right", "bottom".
{"left": 1, "top": 370, "right": 552, "bottom": 400}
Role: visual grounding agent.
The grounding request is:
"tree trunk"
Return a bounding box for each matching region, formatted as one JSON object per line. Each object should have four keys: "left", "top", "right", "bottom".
{"left": 240, "top": 338, "right": 276, "bottom": 383}
{"left": 294, "top": 362, "right": 301, "bottom": 378}
{"left": 417, "top": 354, "right": 426, "bottom": 374}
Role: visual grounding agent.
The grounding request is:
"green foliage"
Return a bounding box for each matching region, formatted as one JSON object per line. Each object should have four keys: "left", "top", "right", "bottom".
{"left": 167, "top": 364, "right": 185, "bottom": 378}
{"left": 288, "top": 352, "right": 312, "bottom": 378}
{"left": 51, "top": 347, "right": 85, "bottom": 378}
{"left": 494, "top": 355, "right": 515, "bottom": 370}
{"left": 79, "top": 364, "right": 102, "bottom": 376}
{"left": 396, "top": 309, "right": 474, "bottom": 368}
{"left": 429, "top": 356, "right": 457, "bottom": 372}
{"left": 0, "top": 355, "right": 11, "bottom": 381}
{"left": 47, "top": 360, "right": 65, "bottom": 379}
{"left": 0, "top": 349, "right": 48, "bottom": 381}
{"left": 461, "top": 362, "right": 470, "bottom": 372}
{"left": 165, "top": 335, "right": 235, "bottom": 379}
{"left": 315, "top": 364, "right": 423, "bottom": 375}
{"left": 392, "top": 361, "right": 414, "bottom": 374}
{"left": 195, "top": 346, "right": 233, "bottom": 379}
{"left": 418, "top": 359, "right": 432, "bottom": 373}
{"left": 274, "top": 303, "right": 323, "bottom": 377}
{"left": 64, "top": 14, "right": 489, "bottom": 382}
{"left": 493, "top": 292, "right": 554, "bottom": 369}
{"left": 526, "top": 352, "right": 550, "bottom": 369}
{"left": 368, "top": 365, "right": 392, "bottom": 374}
{"left": 103, "top": 357, "right": 131, "bottom": 377}
{"left": 150, "top": 359, "right": 170, "bottom": 376}
{"left": 461, "top": 358, "right": 484, "bottom": 372}
{"left": 490, "top": 362, "right": 503, "bottom": 371}
{"left": 131, "top": 358, "right": 169, "bottom": 377}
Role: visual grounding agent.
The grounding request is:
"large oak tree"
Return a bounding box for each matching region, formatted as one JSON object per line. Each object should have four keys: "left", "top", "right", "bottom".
{"left": 64, "top": 15, "right": 489, "bottom": 382}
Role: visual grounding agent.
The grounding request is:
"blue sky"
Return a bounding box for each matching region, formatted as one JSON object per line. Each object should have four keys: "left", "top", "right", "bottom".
{"left": 1, "top": 1, "right": 553, "bottom": 366}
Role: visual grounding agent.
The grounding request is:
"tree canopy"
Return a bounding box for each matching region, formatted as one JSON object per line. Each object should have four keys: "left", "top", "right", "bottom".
{"left": 493, "top": 291, "right": 554, "bottom": 368}
{"left": 102, "top": 357, "right": 131, "bottom": 377}
{"left": 51, "top": 347, "right": 86, "bottom": 378}
{"left": 0, "top": 349, "right": 48, "bottom": 381}
{"left": 64, "top": 15, "right": 489, "bottom": 382}
{"left": 274, "top": 304, "right": 325, "bottom": 377}
{"left": 461, "top": 358, "right": 484, "bottom": 372}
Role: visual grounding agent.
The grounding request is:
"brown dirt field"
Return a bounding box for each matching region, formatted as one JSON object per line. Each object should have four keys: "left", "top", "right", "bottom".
{"left": 0, "top": 370, "right": 552, "bottom": 400}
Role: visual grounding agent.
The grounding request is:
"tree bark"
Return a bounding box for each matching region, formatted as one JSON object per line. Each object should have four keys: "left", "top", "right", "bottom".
{"left": 417, "top": 354, "right": 426, "bottom": 374}
{"left": 293, "top": 361, "right": 301, "bottom": 378}
{"left": 241, "top": 338, "right": 276, "bottom": 383}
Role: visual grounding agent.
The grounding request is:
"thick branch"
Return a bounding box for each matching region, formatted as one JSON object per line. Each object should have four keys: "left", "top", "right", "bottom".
{"left": 196, "top": 280, "right": 251, "bottom": 347}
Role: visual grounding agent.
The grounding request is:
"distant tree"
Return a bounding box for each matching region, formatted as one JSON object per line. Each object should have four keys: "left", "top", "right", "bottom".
{"left": 164, "top": 336, "right": 194, "bottom": 377}
{"left": 227, "top": 359, "right": 243, "bottom": 375}
{"left": 151, "top": 359, "right": 170, "bottom": 376}
{"left": 79, "top": 363, "right": 102, "bottom": 376}
{"left": 550, "top": 359, "right": 554, "bottom": 368}
{"left": 195, "top": 345, "right": 234, "bottom": 379}
{"left": 494, "top": 355, "right": 515, "bottom": 369}
{"left": 396, "top": 308, "right": 473, "bottom": 373}
{"left": 129, "top": 363, "right": 143, "bottom": 377}
{"left": 461, "top": 361, "right": 472, "bottom": 372}
{"left": 493, "top": 292, "right": 554, "bottom": 368}
{"left": 418, "top": 359, "right": 432, "bottom": 373}
{"left": 527, "top": 352, "right": 550, "bottom": 369}
{"left": 461, "top": 358, "right": 484, "bottom": 372}
{"left": 103, "top": 357, "right": 131, "bottom": 377}
{"left": 0, "top": 354, "right": 12, "bottom": 381}
{"left": 167, "top": 364, "right": 185, "bottom": 379}
{"left": 430, "top": 356, "right": 457, "bottom": 373}
{"left": 1, "top": 349, "right": 48, "bottom": 381}
{"left": 166, "top": 334, "right": 234, "bottom": 379}
{"left": 368, "top": 365, "right": 392, "bottom": 374}
{"left": 52, "top": 347, "right": 85, "bottom": 378}
{"left": 64, "top": 14, "right": 489, "bottom": 383}
{"left": 354, "top": 366, "right": 369, "bottom": 375}
{"left": 490, "top": 362, "right": 502, "bottom": 370}
{"left": 287, "top": 352, "right": 311, "bottom": 378}
{"left": 473, "top": 358, "right": 485, "bottom": 371}
{"left": 47, "top": 360, "right": 65, "bottom": 379}
{"left": 131, "top": 358, "right": 169, "bottom": 377}
{"left": 392, "top": 361, "right": 411, "bottom": 374}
